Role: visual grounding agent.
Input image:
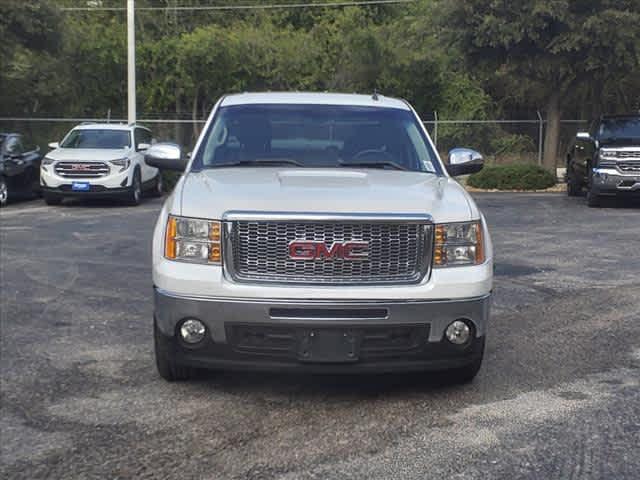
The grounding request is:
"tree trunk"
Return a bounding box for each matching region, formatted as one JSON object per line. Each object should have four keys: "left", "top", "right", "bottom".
{"left": 192, "top": 89, "right": 200, "bottom": 143}
{"left": 543, "top": 92, "right": 562, "bottom": 173}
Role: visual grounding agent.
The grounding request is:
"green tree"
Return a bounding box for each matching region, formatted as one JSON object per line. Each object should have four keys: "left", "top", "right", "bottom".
{"left": 439, "top": 0, "right": 640, "bottom": 170}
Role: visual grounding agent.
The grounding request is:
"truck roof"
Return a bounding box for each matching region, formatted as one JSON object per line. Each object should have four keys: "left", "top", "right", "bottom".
{"left": 221, "top": 92, "right": 411, "bottom": 110}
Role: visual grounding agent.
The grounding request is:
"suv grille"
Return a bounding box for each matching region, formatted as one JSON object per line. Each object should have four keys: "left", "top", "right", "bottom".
{"left": 54, "top": 162, "right": 110, "bottom": 178}
{"left": 225, "top": 218, "right": 433, "bottom": 285}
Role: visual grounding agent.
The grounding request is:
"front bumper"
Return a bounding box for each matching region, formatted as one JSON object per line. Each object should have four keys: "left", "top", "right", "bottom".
{"left": 41, "top": 186, "right": 130, "bottom": 198}
{"left": 592, "top": 169, "right": 640, "bottom": 196}
{"left": 154, "top": 288, "right": 490, "bottom": 373}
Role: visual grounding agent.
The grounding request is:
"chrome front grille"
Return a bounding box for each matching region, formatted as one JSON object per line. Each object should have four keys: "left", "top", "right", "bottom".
{"left": 614, "top": 151, "right": 640, "bottom": 160}
{"left": 54, "top": 162, "right": 110, "bottom": 178}
{"left": 224, "top": 215, "right": 433, "bottom": 285}
{"left": 618, "top": 160, "right": 640, "bottom": 173}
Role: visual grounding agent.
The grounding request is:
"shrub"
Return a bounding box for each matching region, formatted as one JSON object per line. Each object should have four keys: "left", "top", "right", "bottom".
{"left": 466, "top": 164, "right": 556, "bottom": 190}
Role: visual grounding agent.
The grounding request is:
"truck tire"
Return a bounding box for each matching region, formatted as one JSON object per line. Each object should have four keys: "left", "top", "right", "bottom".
{"left": 0, "top": 177, "right": 8, "bottom": 207}
{"left": 154, "top": 319, "right": 194, "bottom": 381}
{"left": 446, "top": 338, "right": 485, "bottom": 384}
{"left": 566, "top": 170, "right": 581, "bottom": 197}
{"left": 44, "top": 192, "right": 62, "bottom": 206}
{"left": 126, "top": 169, "right": 142, "bottom": 206}
{"left": 586, "top": 189, "right": 602, "bottom": 208}
{"left": 150, "top": 173, "right": 164, "bottom": 197}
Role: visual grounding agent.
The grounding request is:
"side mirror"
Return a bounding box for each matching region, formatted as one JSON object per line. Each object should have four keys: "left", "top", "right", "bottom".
{"left": 48, "top": 142, "right": 59, "bottom": 149}
{"left": 137, "top": 142, "right": 151, "bottom": 152}
{"left": 446, "top": 148, "right": 484, "bottom": 176}
{"left": 144, "top": 143, "right": 186, "bottom": 172}
{"left": 576, "top": 132, "right": 593, "bottom": 142}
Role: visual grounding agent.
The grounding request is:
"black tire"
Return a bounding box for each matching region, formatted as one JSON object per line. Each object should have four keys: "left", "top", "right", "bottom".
{"left": 586, "top": 189, "right": 602, "bottom": 208}
{"left": 154, "top": 319, "right": 194, "bottom": 382}
{"left": 446, "top": 338, "right": 485, "bottom": 384}
{"left": 566, "top": 169, "right": 581, "bottom": 197}
{"left": 126, "top": 168, "right": 142, "bottom": 206}
{"left": 43, "top": 192, "right": 62, "bottom": 206}
{"left": 0, "top": 177, "right": 8, "bottom": 207}
{"left": 150, "top": 173, "right": 164, "bottom": 197}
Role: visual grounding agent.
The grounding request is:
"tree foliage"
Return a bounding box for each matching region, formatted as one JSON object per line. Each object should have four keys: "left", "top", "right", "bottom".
{"left": 1, "top": 0, "right": 638, "bottom": 160}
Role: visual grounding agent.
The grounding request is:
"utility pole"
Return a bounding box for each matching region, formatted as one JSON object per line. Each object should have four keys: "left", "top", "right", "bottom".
{"left": 127, "top": 0, "right": 136, "bottom": 124}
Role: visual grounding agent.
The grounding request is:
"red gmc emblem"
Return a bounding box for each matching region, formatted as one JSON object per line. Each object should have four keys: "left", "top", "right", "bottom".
{"left": 288, "top": 241, "right": 369, "bottom": 261}
{"left": 71, "top": 164, "right": 92, "bottom": 171}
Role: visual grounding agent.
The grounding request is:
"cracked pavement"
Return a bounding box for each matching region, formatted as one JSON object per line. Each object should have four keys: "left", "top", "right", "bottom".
{"left": 1, "top": 193, "right": 639, "bottom": 479}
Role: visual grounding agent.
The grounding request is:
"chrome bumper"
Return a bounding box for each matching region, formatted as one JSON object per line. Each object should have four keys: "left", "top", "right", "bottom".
{"left": 592, "top": 169, "right": 640, "bottom": 193}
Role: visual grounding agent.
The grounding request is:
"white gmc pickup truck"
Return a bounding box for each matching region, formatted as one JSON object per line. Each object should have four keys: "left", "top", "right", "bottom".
{"left": 147, "top": 92, "right": 493, "bottom": 383}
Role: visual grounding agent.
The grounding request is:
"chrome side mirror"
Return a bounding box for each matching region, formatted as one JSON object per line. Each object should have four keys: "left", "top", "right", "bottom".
{"left": 447, "top": 148, "right": 484, "bottom": 176}
{"left": 144, "top": 143, "right": 186, "bottom": 172}
{"left": 137, "top": 142, "right": 151, "bottom": 152}
{"left": 48, "top": 142, "right": 59, "bottom": 150}
{"left": 576, "top": 132, "right": 593, "bottom": 142}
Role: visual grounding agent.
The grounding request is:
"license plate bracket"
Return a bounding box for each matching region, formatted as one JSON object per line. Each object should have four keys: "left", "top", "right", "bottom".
{"left": 71, "top": 182, "right": 91, "bottom": 191}
{"left": 297, "top": 329, "right": 360, "bottom": 363}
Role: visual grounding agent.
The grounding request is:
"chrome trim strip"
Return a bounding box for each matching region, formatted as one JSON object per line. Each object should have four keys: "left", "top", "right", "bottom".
{"left": 154, "top": 287, "right": 491, "bottom": 305}
{"left": 222, "top": 211, "right": 434, "bottom": 224}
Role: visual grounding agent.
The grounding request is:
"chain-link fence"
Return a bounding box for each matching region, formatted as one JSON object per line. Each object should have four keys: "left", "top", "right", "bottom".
{"left": 0, "top": 116, "right": 588, "bottom": 168}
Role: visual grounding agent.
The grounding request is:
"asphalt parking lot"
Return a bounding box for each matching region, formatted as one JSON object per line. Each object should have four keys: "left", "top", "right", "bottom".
{"left": 1, "top": 193, "right": 639, "bottom": 480}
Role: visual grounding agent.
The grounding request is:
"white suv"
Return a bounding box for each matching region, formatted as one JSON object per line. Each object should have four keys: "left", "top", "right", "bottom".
{"left": 147, "top": 93, "right": 493, "bottom": 383}
{"left": 40, "top": 123, "right": 163, "bottom": 205}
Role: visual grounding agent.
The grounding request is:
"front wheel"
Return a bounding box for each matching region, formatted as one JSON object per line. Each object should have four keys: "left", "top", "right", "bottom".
{"left": 154, "top": 320, "right": 194, "bottom": 382}
{"left": 445, "top": 338, "right": 485, "bottom": 384}
{"left": 126, "top": 169, "right": 142, "bottom": 206}
{"left": 0, "top": 177, "right": 8, "bottom": 207}
{"left": 586, "top": 189, "right": 602, "bottom": 208}
{"left": 566, "top": 169, "right": 582, "bottom": 197}
{"left": 150, "top": 173, "right": 163, "bottom": 197}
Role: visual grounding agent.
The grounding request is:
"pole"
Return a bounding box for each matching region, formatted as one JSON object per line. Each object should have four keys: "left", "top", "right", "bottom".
{"left": 433, "top": 111, "right": 438, "bottom": 148}
{"left": 536, "top": 110, "right": 543, "bottom": 166}
{"left": 127, "top": 0, "right": 136, "bottom": 124}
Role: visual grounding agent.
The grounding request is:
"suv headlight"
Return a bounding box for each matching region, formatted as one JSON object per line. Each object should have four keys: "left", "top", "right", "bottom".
{"left": 165, "top": 216, "right": 222, "bottom": 264}
{"left": 434, "top": 221, "right": 485, "bottom": 267}
{"left": 42, "top": 156, "right": 55, "bottom": 166}
{"left": 110, "top": 158, "right": 130, "bottom": 172}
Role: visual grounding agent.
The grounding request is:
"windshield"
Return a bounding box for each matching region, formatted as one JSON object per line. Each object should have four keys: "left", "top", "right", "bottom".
{"left": 194, "top": 104, "right": 440, "bottom": 173}
{"left": 598, "top": 117, "right": 640, "bottom": 141}
{"left": 61, "top": 129, "right": 131, "bottom": 149}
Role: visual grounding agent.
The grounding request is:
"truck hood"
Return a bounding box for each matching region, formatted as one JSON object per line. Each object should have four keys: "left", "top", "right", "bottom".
{"left": 46, "top": 148, "right": 131, "bottom": 162}
{"left": 178, "top": 168, "right": 478, "bottom": 223}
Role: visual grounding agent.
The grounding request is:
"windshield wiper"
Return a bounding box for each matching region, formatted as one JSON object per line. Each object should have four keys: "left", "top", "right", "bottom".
{"left": 208, "top": 158, "right": 304, "bottom": 168}
{"left": 339, "top": 160, "right": 409, "bottom": 171}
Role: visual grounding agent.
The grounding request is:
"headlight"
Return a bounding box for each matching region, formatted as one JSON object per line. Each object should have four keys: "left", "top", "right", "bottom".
{"left": 165, "top": 216, "right": 222, "bottom": 264}
{"left": 110, "top": 158, "right": 130, "bottom": 172}
{"left": 434, "top": 221, "right": 484, "bottom": 267}
{"left": 42, "top": 156, "right": 55, "bottom": 166}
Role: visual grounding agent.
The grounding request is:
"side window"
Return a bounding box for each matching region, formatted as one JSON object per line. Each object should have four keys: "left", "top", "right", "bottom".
{"left": 5, "top": 136, "right": 23, "bottom": 156}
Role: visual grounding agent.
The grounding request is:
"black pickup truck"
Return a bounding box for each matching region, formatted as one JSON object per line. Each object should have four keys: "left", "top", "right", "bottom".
{"left": 566, "top": 115, "right": 640, "bottom": 207}
{"left": 0, "top": 133, "right": 42, "bottom": 207}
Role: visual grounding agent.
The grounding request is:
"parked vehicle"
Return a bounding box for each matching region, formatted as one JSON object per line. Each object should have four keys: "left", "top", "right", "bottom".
{"left": 0, "top": 133, "right": 42, "bottom": 207}
{"left": 40, "top": 123, "right": 163, "bottom": 206}
{"left": 566, "top": 114, "right": 640, "bottom": 207}
{"left": 147, "top": 92, "right": 493, "bottom": 383}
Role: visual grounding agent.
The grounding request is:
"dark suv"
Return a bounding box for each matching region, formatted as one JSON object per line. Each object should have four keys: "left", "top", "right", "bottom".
{"left": 566, "top": 115, "right": 640, "bottom": 207}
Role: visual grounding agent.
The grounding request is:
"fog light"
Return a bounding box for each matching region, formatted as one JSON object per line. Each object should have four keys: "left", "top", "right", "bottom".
{"left": 180, "top": 319, "right": 206, "bottom": 344}
{"left": 445, "top": 320, "right": 471, "bottom": 345}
